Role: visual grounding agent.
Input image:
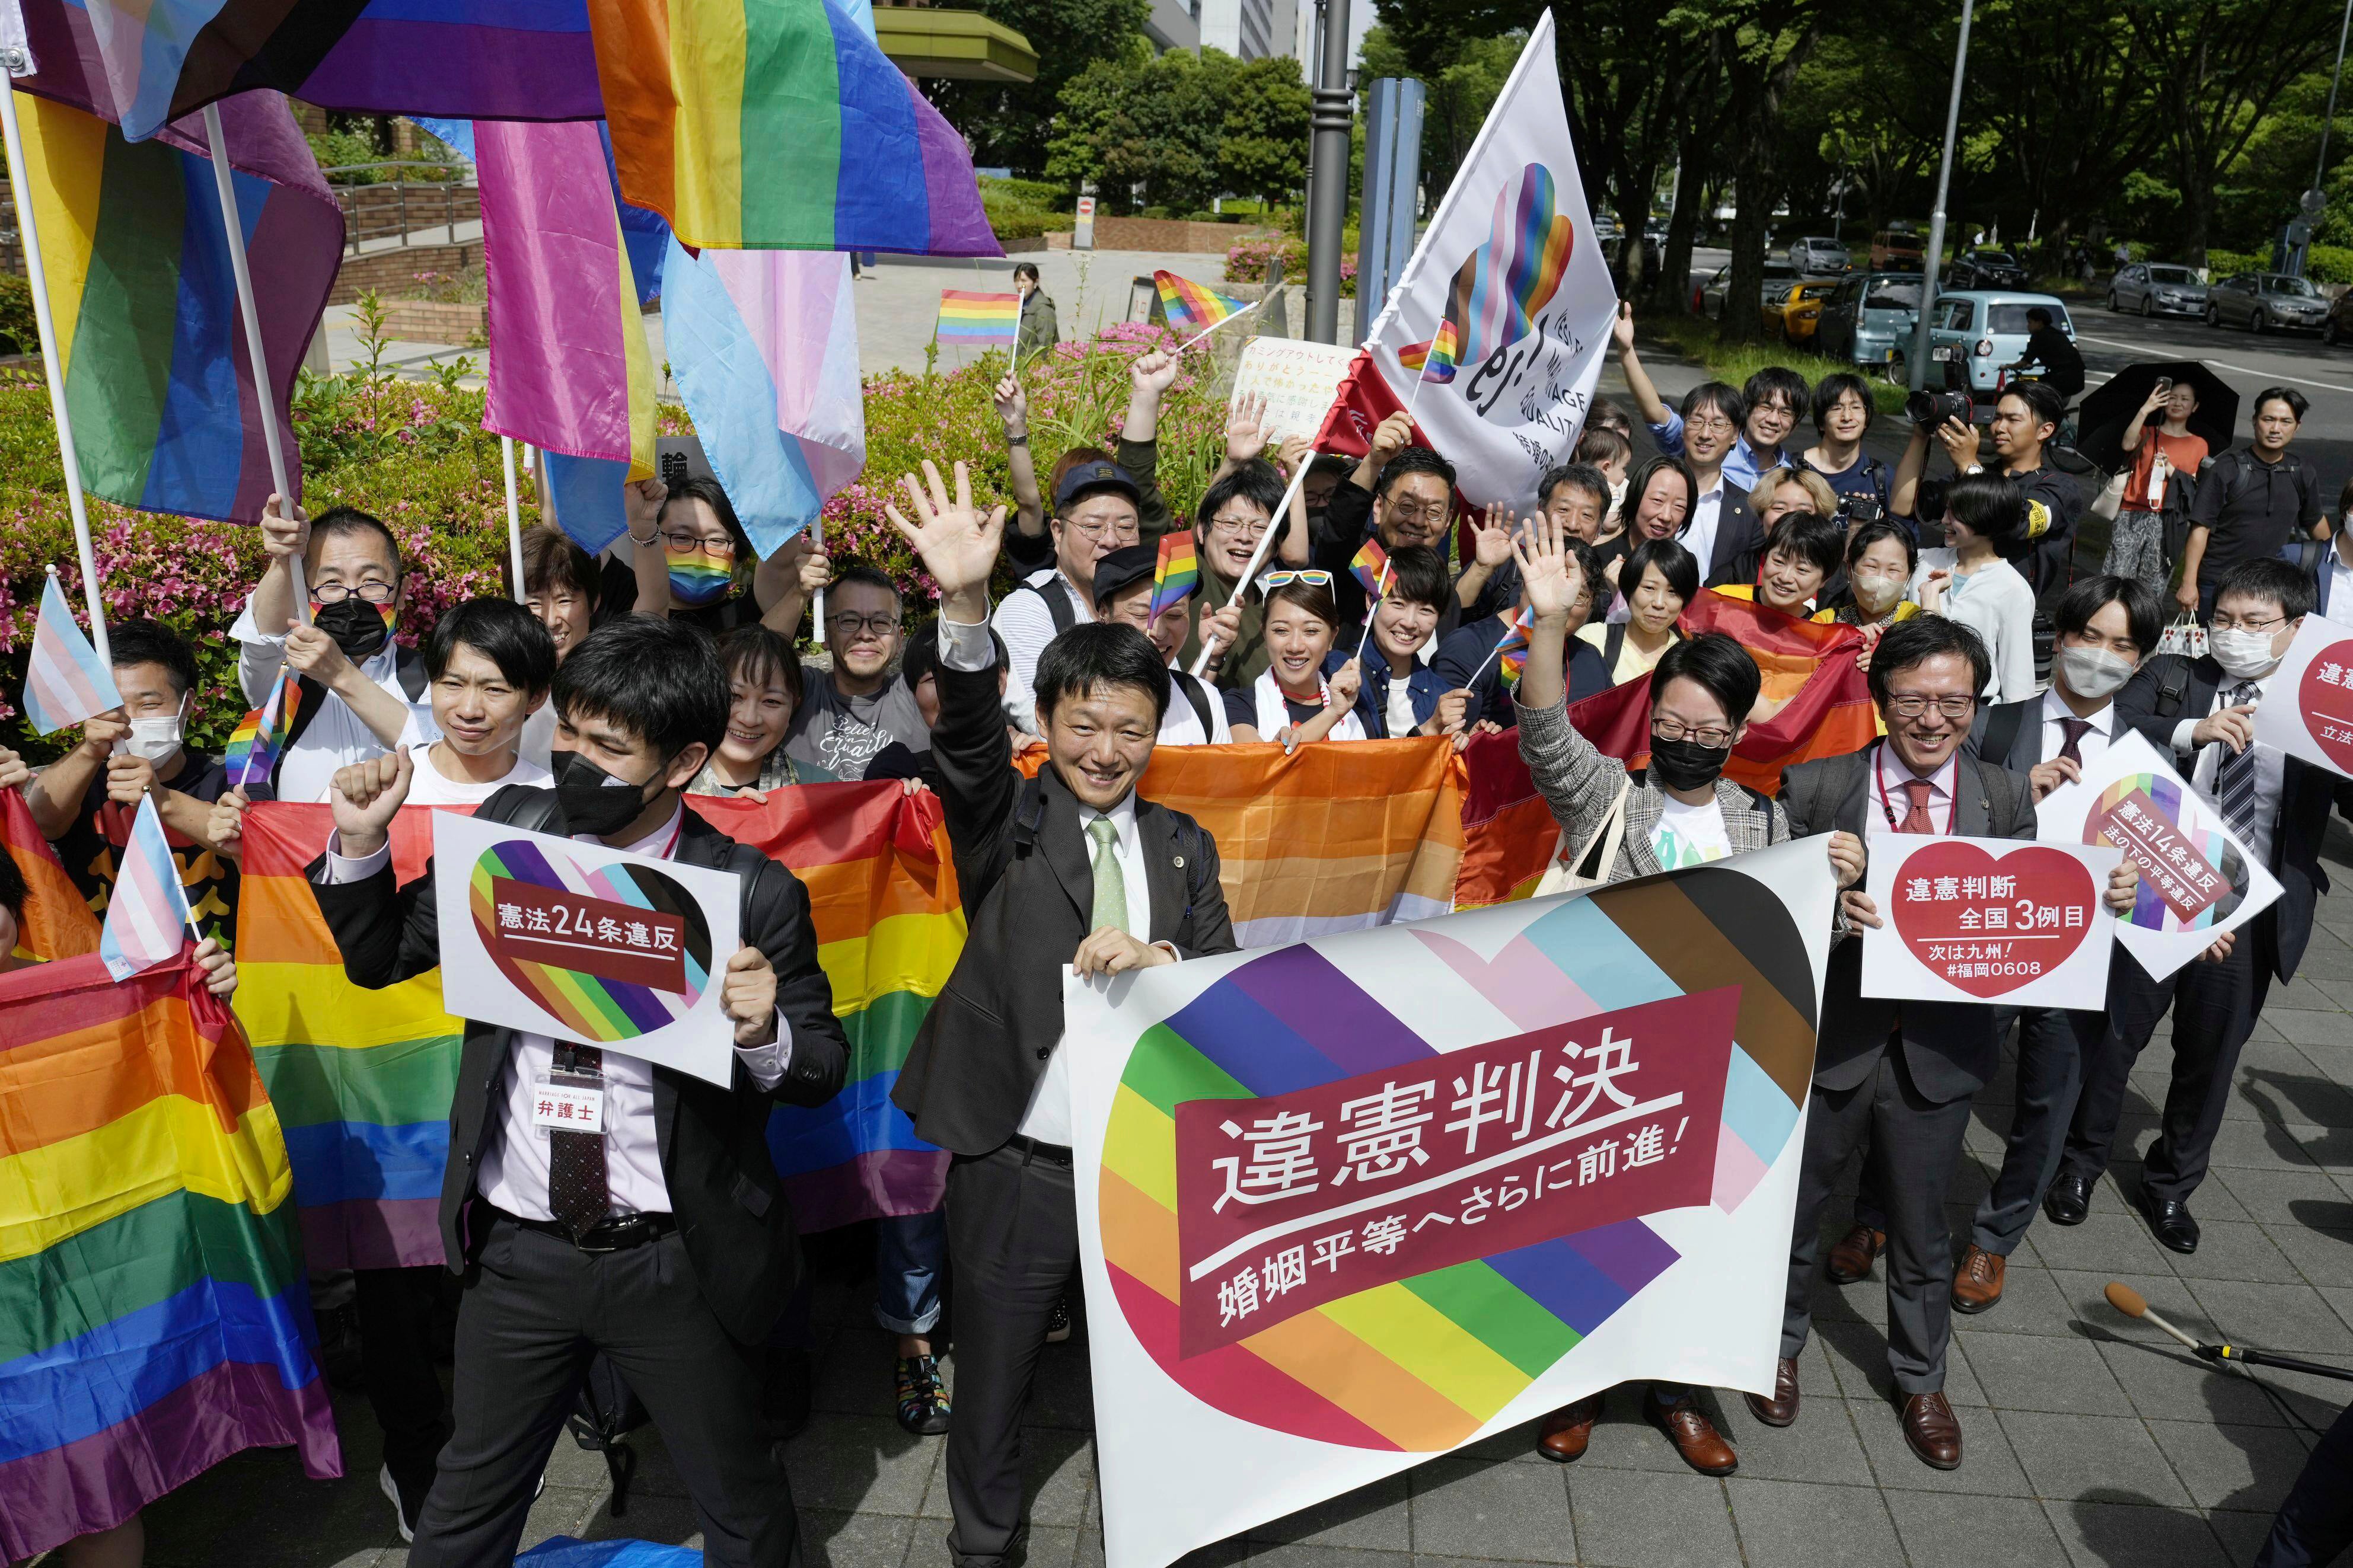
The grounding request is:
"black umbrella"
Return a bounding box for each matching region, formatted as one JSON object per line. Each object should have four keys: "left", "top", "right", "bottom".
{"left": 2076, "top": 362, "right": 2239, "bottom": 474}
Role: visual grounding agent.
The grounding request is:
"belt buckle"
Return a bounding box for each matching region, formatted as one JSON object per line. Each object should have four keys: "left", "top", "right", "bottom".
{"left": 572, "top": 1215, "right": 644, "bottom": 1253}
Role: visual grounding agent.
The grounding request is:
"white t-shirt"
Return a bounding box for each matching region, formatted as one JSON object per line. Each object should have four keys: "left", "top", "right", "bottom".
{"left": 1650, "top": 793, "right": 1732, "bottom": 868}
{"left": 1386, "top": 676, "right": 1418, "bottom": 738}
{"left": 395, "top": 713, "right": 553, "bottom": 806}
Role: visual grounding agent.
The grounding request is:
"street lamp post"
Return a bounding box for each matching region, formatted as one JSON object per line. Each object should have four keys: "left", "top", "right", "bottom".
{"left": 1305, "top": 0, "right": 1354, "bottom": 343}
{"left": 2294, "top": 0, "right": 2353, "bottom": 276}
{"left": 1908, "top": 0, "right": 1975, "bottom": 394}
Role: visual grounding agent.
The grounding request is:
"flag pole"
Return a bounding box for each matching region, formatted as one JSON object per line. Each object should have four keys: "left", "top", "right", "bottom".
{"left": 500, "top": 436, "right": 527, "bottom": 602}
{"left": 1351, "top": 560, "right": 1392, "bottom": 661}
{"left": 1189, "top": 454, "right": 1316, "bottom": 678}
{"left": 1175, "top": 295, "right": 1268, "bottom": 355}
{"left": 0, "top": 72, "right": 110, "bottom": 666}
{"left": 200, "top": 102, "right": 308, "bottom": 621}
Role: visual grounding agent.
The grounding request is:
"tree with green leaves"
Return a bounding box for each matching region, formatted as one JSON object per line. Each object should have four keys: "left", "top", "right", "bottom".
{"left": 924, "top": 0, "right": 1152, "bottom": 180}
{"left": 1219, "top": 56, "right": 1313, "bottom": 208}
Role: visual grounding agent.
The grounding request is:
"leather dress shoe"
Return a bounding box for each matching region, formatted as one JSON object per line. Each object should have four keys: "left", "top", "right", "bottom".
{"left": 1743, "top": 1356, "right": 1800, "bottom": 1428}
{"left": 1535, "top": 1395, "right": 1601, "bottom": 1462}
{"left": 2042, "top": 1170, "right": 2093, "bottom": 1226}
{"left": 1949, "top": 1245, "right": 2006, "bottom": 1314}
{"left": 1647, "top": 1391, "right": 1738, "bottom": 1475}
{"left": 1825, "top": 1223, "right": 1886, "bottom": 1284}
{"left": 1899, "top": 1391, "right": 1963, "bottom": 1470}
{"left": 2134, "top": 1183, "right": 2201, "bottom": 1253}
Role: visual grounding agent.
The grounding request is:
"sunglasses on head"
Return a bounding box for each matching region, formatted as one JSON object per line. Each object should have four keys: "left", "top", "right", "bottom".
{"left": 1259, "top": 570, "right": 1334, "bottom": 589}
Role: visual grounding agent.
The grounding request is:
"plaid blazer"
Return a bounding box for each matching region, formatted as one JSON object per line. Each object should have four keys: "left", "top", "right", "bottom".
{"left": 1515, "top": 691, "right": 1786, "bottom": 884}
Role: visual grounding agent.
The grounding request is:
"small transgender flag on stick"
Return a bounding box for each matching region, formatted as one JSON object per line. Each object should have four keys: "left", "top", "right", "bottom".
{"left": 98, "top": 794, "right": 193, "bottom": 981}
{"left": 23, "top": 567, "right": 121, "bottom": 734}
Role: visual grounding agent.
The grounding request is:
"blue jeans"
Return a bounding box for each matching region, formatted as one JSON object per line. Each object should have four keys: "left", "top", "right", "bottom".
{"left": 875, "top": 1210, "right": 948, "bottom": 1336}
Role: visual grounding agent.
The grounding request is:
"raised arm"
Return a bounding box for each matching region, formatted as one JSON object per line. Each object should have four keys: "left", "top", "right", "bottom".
{"left": 994, "top": 375, "right": 1046, "bottom": 539}
{"left": 1611, "top": 303, "right": 1672, "bottom": 429}
{"left": 624, "top": 474, "right": 677, "bottom": 617}
{"left": 1508, "top": 511, "right": 1621, "bottom": 839}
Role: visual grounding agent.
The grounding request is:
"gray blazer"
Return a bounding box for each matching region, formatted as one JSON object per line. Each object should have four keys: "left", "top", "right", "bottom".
{"left": 1515, "top": 692, "right": 1786, "bottom": 883}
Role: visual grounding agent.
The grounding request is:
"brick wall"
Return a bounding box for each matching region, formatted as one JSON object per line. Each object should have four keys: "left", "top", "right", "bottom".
{"left": 377, "top": 300, "right": 485, "bottom": 344}
{"left": 333, "top": 182, "right": 479, "bottom": 247}
{"left": 1089, "top": 216, "right": 1273, "bottom": 254}
{"left": 330, "top": 244, "right": 476, "bottom": 304}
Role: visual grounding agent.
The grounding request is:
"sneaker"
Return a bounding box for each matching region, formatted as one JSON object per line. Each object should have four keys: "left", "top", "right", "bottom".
{"left": 1044, "top": 1296, "right": 1072, "bottom": 1344}
{"left": 379, "top": 1462, "right": 422, "bottom": 1544}
{"left": 895, "top": 1354, "right": 952, "bottom": 1436}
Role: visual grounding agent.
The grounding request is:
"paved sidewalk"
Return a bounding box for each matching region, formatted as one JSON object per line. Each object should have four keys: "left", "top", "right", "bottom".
{"left": 131, "top": 808, "right": 2353, "bottom": 1568}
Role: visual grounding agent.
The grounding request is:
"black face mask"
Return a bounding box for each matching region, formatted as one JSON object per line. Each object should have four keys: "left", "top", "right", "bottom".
{"left": 1648, "top": 735, "right": 1733, "bottom": 794}
{"left": 310, "top": 596, "right": 393, "bottom": 662}
{"left": 551, "top": 749, "right": 664, "bottom": 838}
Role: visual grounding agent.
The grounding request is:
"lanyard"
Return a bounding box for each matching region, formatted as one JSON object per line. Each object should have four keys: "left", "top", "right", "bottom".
{"left": 1875, "top": 753, "right": 1952, "bottom": 834}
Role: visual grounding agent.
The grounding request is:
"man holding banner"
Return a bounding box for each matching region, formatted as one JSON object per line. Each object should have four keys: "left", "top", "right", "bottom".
{"left": 882, "top": 459, "right": 1238, "bottom": 1568}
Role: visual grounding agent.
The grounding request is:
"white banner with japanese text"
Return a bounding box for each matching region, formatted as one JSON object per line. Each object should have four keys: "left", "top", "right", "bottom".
{"left": 1066, "top": 843, "right": 1835, "bottom": 1567}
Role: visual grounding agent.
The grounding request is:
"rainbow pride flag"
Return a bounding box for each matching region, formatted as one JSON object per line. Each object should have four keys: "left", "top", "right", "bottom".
{"left": 18, "top": 0, "right": 604, "bottom": 143}
{"left": 935, "top": 290, "right": 1021, "bottom": 347}
{"left": 1348, "top": 538, "right": 1391, "bottom": 600}
{"left": 1448, "top": 163, "right": 1573, "bottom": 373}
{"left": 478, "top": 116, "right": 657, "bottom": 555}
{"left": 1155, "top": 269, "right": 1248, "bottom": 334}
{"left": 1149, "top": 533, "right": 1201, "bottom": 619}
{"left": 12, "top": 86, "right": 341, "bottom": 523}
{"left": 0, "top": 950, "right": 340, "bottom": 1560}
{"left": 1493, "top": 606, "right": 1535, "bottom": 687}
{"left": 0, "top": 789, "right": 101, "bottom": 963}
{"left": 1419, "top": 319, "right": 1461, "bottom": 384}
{"left": 587, "top": 0, "right": 1001, "bottom": 255}
{"left": 225, "top": 669, "right": 301, "bottom": 794}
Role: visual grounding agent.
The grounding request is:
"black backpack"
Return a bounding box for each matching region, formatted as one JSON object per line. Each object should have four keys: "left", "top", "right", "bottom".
{"left": 1169, "top": 669, "right": 1219, "bottom": 740}
{"left": 1016, "top": 575, "right": 1079, "bottom": 634}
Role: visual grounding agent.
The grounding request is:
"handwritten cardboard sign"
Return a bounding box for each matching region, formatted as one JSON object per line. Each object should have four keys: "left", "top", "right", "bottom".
{"left": 1861, "top": 834, "right": 2119, "bottom": 1008}
{"left": 1232, "top": 336, "right": 1360, "bottom": 447}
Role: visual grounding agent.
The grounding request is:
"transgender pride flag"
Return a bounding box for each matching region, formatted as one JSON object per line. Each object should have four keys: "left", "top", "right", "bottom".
{"left": 23, "top": 570, "right": 122, "bottom": 734}
{"left": 98, "top": 794, "right": 191, "bottom": 980}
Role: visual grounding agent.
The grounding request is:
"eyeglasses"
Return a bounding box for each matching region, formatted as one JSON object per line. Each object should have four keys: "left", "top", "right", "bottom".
{"left": 1383, "top": 501, "right": 1449, "bottom": 526}
{"left": 2209, "top": 614, "right": 2287, "bottom": 633}
{"left": 1260, "top": 570, "right": 1333, "bottom": 589}
{"left": 826, "top": 612, "right": 897, "bottom": 638}
{"left": 1063, "top": 514, "right": 1139, "bottom": 542}
{"left": 1884, "top": 694, "right": 1978, "bottom": 720}
{"left": 1687, "top": 414, "right": 1737, "bottom": 435}
{"left": 311, "top": 580, "right": 399, "bottom": 605}
{"left": 1207, "top": 512, "right": 1270, "bottom": 539}
{"left": 1652, "top": 717, "right": 1734, "bottom": 748}
{"left": 662, "top": 531, "right": 736, "bottom": 557}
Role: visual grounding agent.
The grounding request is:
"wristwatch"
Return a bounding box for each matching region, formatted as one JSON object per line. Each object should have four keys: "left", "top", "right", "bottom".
{"left": 1006, "top": 432, "right": 1029, "bottom": 447}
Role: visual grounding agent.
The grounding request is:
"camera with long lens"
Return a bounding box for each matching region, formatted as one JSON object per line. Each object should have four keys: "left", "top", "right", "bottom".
{"left": 1836, "top": 493, "right": 1884, "bottom": 526}
{"left": 1906, "top": 389, "right": 1973, "bottom": 430}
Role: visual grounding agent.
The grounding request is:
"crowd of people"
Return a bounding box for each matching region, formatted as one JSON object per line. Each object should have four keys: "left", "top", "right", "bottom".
{"left": 13, "top": 281, "right": 2353, "bottom": 1568}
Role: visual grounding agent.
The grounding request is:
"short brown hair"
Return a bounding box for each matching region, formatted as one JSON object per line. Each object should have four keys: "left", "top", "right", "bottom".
{"left": 514, "top": 523, "right": 598, "bottom": 603}
{"left": 715, "top": 624, "right": 804, "bottom": 711}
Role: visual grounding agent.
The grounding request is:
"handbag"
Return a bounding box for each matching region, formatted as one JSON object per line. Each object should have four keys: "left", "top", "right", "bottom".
{"left": 1535, "top": 777, "right": 1630, "bottom": 896}
{"left": 2156, "top": 611, "right": 2207, "bottom": 660}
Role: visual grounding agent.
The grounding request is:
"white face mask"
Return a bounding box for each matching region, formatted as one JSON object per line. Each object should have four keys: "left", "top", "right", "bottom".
{"left": 1849, "top": 572, "right": 1905, "bottom": 614}
{"left": 2209, "top": 627, "right": 2284, "bottom": 680}
{"left": 122, "top": 711, "right": 184, "bottom": 764}
{"left": 2055, "top": 644, "right": 2134, "bottom": 702}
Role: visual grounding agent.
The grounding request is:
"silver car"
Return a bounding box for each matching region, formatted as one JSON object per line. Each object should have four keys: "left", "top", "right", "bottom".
{"left": 1695, "top": 259, "right": 1799, "bottom": 319}
{"left": 2107, "top": 262, "right": 2207, "bottom": 318}
{"left": 2206, "top": 272, "right": 2329, "bottom": 333}
{"left": 1787, "top": 237, "right": 1850, "bottom": 277}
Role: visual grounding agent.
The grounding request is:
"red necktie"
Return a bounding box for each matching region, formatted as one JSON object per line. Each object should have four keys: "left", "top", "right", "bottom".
{"left": 1900, "top": 779, "right": 1936, "bottom": 835}
{"left": 2057, "top": 718, "right": 2091, "bottom": 765}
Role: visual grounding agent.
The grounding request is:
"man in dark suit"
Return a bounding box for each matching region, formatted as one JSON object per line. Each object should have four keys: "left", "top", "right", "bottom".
{"left": 2051, "top": 557, "right": 2336, "bottom": 1253}
{"left": 1756, "top": 617, "right": 2135, "bottom": 1469}
{"left": 308, "top": 616, "right": 847, "bottom": 1568}
{"left": 1828, "top": 578, "right": 2164, "bottom": 1314}
{"left": 882, "top": 460, "right": 1238, "bottom": 1568}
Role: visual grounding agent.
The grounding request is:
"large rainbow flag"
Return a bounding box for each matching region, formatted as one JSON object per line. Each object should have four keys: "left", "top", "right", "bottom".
{"left": 10, "top": 84, "right": 342, "bottom": 522}
{"left": 17, "top": 0, "right": 604, "bottom": 143}
{"left": 586, "top": 0, "right": 1001, "bottom": 256}
{"left": 477, "top": 116, "right": 657, "bottom": 554}
{"left": 0, "top": 950, "right": 340, "bottom": 1561}
{"left": 0, "top": 788, "right": 101, "bottom": 963}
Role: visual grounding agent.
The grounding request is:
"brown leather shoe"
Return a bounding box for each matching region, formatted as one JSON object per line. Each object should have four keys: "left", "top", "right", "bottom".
{"left": 1825, "top": 1223, "right": 1885, "bottom": 1284}
{"left": 1743, "top": 1356, "right": 1800, "bottom": 1428}
{"left": 1535, "top": 1395, "right": 1601, "bottom": 1462}
{"left": 1647, "top": 1391, "right": 1738, "bottom": 1475}
{"left": 1950, "top": 1245, "right": 2006, "bottom": 1314}
{"left": 1900, "top": 1391, "right": 1963, "bottom": 1470}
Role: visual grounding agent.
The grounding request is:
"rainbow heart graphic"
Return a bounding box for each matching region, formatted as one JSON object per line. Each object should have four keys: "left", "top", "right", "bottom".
{"left": 467, "top": 836, "right": 713, "bottom": 1041}
{"left": 1097, "top": 864, "right": 1815, "bottom": 1452}
{"left": 2086, "top": 772, "right": 2252, "bottom": 933}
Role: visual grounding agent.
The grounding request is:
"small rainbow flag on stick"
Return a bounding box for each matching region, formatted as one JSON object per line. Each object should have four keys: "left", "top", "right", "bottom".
{"left": 936, "top": 290, "right": 1021, "bottom": 347}
{"left": 1155, "top": 270, "right": 1249, "bottom": 335}
{"left": 1148, "top": 534, "right": 1201, "bottom": 619}
{"left": 1348, "top": 539, "right": 1392, "bottom": 600}
{"left": 23, "top": 570, "right": 121, "bottom": 736}
{"left": 227, "top": 670, "right": 301, "bottom": 793}
{"left": 1397, "top": 320, "right": 1462, "bottom": 384}
{"left": 1481, "top": 605, "right": 1537, "bottom": 689}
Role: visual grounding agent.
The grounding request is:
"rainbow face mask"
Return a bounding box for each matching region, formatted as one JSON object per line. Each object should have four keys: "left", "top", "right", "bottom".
{"left": 667, "top": 550, "right": 735, "bottom": 606}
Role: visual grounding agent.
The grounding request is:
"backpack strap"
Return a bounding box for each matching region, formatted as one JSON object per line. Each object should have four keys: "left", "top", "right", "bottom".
{"left": 1173, "top": 669, "right": 1218, "bottom": 740}
{"left": 2150, "top": 652, "right": 2194, "bottom": 719}
{"left": 1979, "top": 700, "right": 2029, "bottom": 768}
{"left": 1008, "top": 773, "right": 1049, "bottom": 858}
{"left": 396, "top": 645, "right": 429, "bottom": 702}
{"left": 1603, "top": 621, "right": 1628, "bottom": 673}
{"left": 1017, "top": 576, "right": 1077, "bottom": 634}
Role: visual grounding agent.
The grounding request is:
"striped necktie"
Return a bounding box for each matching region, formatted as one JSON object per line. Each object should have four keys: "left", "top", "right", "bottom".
{"left": 2214, "top": 682, "right": 2265, "bottom": 844}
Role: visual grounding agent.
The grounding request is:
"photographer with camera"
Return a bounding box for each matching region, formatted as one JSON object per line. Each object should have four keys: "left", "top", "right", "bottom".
{"left": 1801, "top": 373, "right": 1896, "bottom": 533}
{"left": 1892, "top": 382, "right": 2081, "bottom": 598}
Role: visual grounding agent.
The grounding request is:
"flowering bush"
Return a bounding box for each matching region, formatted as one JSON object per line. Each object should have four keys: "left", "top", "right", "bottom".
{"left": 0, "top": 320, "right": 1234, "bottom": 761}
{"left": 1223, "top": 237, "right": 1356, "bottom": 296}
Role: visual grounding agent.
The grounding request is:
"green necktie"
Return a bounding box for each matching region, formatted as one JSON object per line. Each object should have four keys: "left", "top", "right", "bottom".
{"left": 1087, "top": 816, "right": 1130, "bottom": 935}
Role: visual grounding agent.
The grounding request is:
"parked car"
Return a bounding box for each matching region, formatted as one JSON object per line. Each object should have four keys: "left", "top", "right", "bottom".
{"left": 1815, "top": 272, "right": 1924, "bottom": 375}
{"left": 1870, "top": 229, "right": 1925, "bottom": 270}
{"left": 1694, "top": 258, "right": 1799, "bottom": 320}
{"left": 2107, "top": 262, "right": 2208, "bottom": 318}
{"left": 1946, "top": 247, "right": 2027, "bottom": 289}
{"left": 2205, "top": 272, "right": 2329, "bottom": 333}
{"left": 1767, "top": 281, "right": 1839, "bottom": 343}
{"left": 1787, "top": 236, "right": 1851, "bottom": 276}
{"left": 1923, "top": 290, "right": 2075, "bottom": 394}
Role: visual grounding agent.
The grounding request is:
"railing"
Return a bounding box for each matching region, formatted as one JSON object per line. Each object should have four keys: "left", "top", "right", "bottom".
{"left": 318, "top": 162, "right": 477, "bottom": 253}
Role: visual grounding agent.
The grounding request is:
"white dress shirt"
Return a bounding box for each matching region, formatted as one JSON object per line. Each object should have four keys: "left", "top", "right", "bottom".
{"left": 991, "top": 567, "right": 1089, "bottom": 738}
{"left": 2038, "top": 687, "right": 2113, "bottom": 768}
{"left": 1876, "top": 743, "right": 1959, "bottom": 834}
{"left": 939, "top": 611, "right": 1162, "bottom": 1147}
{"left": 1685, "top": 475, "right": 1727, "bottom": 574}
{"left": 232, "top": 595, "right": 432, "bottom": 804}
{"left": 2172, "top": 671, "right": 2288, "bottom": 864}
{"left": 321, "top": 803, "right": 792, "bottom": 1221}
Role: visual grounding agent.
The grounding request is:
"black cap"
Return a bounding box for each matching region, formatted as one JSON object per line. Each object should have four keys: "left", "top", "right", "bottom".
{"left": 1054, "top": 459, "right": 1141, "bottom": 512}
{"left": 1092, "top": 543, "right": 1169, "bottom": 605}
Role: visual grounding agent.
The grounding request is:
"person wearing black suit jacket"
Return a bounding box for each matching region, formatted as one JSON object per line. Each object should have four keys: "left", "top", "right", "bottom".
{"left": 2051, "top": 558, "right": 2335, "bottom": 1254}
{"left": 882, "top": 460, "right": 1238, "bottom": 1568}
{"left": 1755, "top": 617, "right": 2139, "bottom": 1471}
{"left": 308, "top": 617, "right": 847, "bottom": 1568}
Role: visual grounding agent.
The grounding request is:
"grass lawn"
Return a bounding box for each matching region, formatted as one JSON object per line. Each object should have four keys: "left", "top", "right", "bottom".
{"left": 1644, "top": 315, "right": 1914, "bottom": 416}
